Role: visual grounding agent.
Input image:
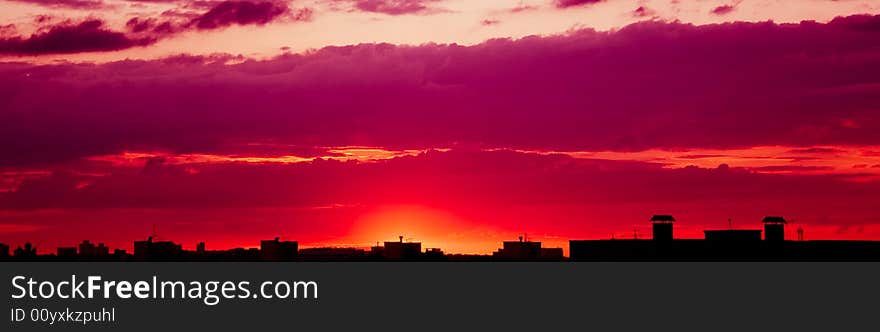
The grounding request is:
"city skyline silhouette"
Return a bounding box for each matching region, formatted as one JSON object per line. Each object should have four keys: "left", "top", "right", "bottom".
{"left": 5, "top": 215, "right": 880, "bottom": 261}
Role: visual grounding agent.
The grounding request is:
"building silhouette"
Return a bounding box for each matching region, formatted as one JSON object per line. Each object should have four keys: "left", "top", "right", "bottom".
{"left": 424, "top": 248, "right": 445, "bottom": 261}
{"left": 78, "top": 240, "right": 110, "bottom": 257}
{"left": 13, "top": 243, "right": 37, "bottom": 258}
{"left": 541, "top": 248, "right": 564, "bottom": 260}
{"left": 763, "top": 216, "right": 786, "bottom": 243}
{"left": 383, "top": 236, "right": 421, "bottom": 260}
{"left": 651, "top": 215, "right": 675, "bottom": 242}
{"left": 260, "top": 237, "right": 298, "bottom": 261}
{"left": 493, "top": 236, "right": 565, "bottom": 261}
{"left": 57, "top": 247, "right": 77, "bottom": 258}
{"left": 494, "top": 236, "right": 540, "bottom": 260}
{"left": 298, "top": 247, "right": 368, "bottom": 261}
{"left": 571, "top": 215, "right": 880, "bottom": 261}
{"left": 704, "top": 229, "right": 762, "bottom": 243}
{"left": 134, "top": 236, "right": 183, "bottom": 260}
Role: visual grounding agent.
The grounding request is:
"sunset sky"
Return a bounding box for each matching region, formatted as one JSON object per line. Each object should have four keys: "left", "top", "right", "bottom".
{"left": 2, "top": 0, "right": 880, "bottom": 254}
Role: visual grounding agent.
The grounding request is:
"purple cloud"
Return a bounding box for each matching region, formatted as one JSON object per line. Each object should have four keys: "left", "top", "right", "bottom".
{"left": 711, "top": 4, "right": 737, "bottom": 15}
{"left": 0, "top": 20, "right": 156, "bottom": 55}
{"left": 554, "top": 0, "right": 604, "bottom": 9}
{"left": 120, "top": 1, "right": 312, "bottom": 42}
{"left": 632, "top": 6, "right": 654, "bottom": 18}
{"left": 1, "top": 15, "right": 880, "bottom": 165}
{"left": 187, "top": 1, "right": 299, "bottom": 30}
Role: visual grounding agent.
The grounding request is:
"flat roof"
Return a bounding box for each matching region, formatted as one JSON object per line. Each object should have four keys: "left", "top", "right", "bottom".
{"left": 762, "top": 216, "right": 787, "bottom": 223}
{"left": 650, "top": 215, "right": 675, "bottom": 222}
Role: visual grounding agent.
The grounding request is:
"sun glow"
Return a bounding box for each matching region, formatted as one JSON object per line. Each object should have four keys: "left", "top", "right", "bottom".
{"left": 348, "top": 205, "right": 508, "bottom": 255}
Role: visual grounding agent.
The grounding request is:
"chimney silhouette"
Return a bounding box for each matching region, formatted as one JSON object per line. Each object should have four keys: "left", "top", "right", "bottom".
{"left": 650, "top": 215, "right": 675, "bottom": 242}
{"left": 762, "top": 216, "right": 786, "bottom": 243}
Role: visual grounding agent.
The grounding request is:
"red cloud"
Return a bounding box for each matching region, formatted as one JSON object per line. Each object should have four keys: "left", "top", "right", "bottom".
{"left": 554, "top": 0, "right": 604, "bottom": 9}
{"left": 2, "top": 149, "right": 880, "bottom": 253}
{"left": 0, "top": 20, "right": 156, "bottom": 55}
{"left": 3, "top": 149, "right": 877, "bottom": 213}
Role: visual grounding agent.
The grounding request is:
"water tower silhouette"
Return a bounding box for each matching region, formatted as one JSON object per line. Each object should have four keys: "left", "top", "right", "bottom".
{"left": 651, "top": 215, "right": 676, "bottom": 242}
{"left": 762, "top": 216, "right": 786, "bottom": 243}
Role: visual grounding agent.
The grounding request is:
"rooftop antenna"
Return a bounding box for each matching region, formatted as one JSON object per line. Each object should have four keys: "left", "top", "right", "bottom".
{"left": 633, "top": 227, "right": 638, "bottom": 240}
{"left": 794, "top": 218, "right": 803, "bottom": 241}
{"left": 151, "top": 224, "right": 161, "bottom": 241}
{"left": 728, "top": 218, "right": 732, "bottom": 229}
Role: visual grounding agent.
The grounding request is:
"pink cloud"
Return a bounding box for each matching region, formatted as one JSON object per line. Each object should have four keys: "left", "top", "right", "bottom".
{"left": 333, "top": 0, "right": 442, "bottom": 16}
{"left": 509, "top": 4, "right": 538, "bottom": 13}
{"left": 0, "top": 25, "right": 16, "bottom": 38}
{"left": 5, "top": 0, "right": 106, "bottom": 9}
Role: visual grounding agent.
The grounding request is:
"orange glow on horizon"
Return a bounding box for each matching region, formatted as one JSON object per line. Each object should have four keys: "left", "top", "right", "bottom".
{"left": 84, "top": 147, "right": 438, "bottom": 167}
{"left": 346, "top": 205, "right": 546, "bottom": 255}
{"left": 78, "top": 145, "right": 880, "bottom": 178}
{"left": 505, "top": 145, "right": 880, "bottom": 178}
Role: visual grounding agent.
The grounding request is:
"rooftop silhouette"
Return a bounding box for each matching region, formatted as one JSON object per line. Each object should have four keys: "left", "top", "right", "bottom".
{"left": 3, "top": 216, "right": 880, "bottom": 261}
{"left": 569, "top": 215, "right": 880, "bottom": 261}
